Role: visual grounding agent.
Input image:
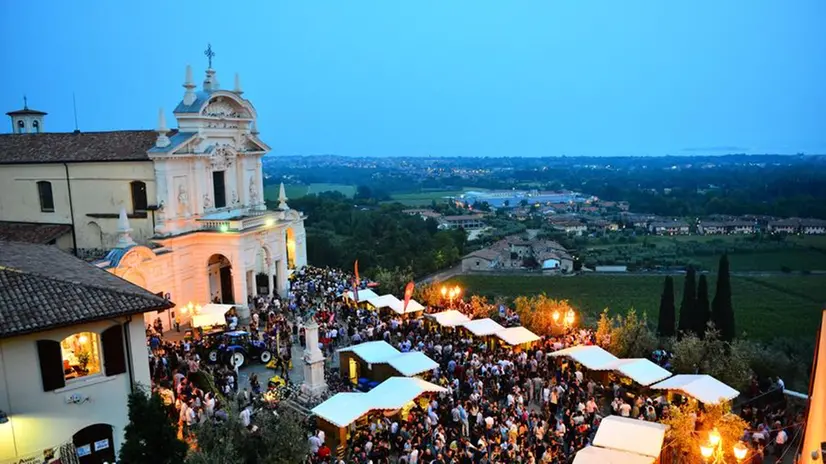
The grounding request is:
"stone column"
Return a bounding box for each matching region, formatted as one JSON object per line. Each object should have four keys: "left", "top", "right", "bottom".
{"left": 232, "top": 263, "right": 250, "bottom": 321}
{"left": 301, "top": 319, "right": 327, "bottom": 397}
{"left": 267, "top": 260, "right": 275, "bottom": 297}
{"left": 276, "top": 257, "right": 289, "bottom": 297}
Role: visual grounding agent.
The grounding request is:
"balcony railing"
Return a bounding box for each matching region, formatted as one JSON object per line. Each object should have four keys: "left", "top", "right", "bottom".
{"left": 197, "top": 210, "right": 279, "bottom": 233}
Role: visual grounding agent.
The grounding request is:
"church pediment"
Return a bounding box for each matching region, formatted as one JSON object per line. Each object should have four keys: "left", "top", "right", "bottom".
{"left": 201, "top": 95, "right": 251, "bottom": 119}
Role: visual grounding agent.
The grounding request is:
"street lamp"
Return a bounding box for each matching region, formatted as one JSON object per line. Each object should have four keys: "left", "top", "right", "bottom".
{"left": 699, "top": 428, "right": 749, "bottom": 463}
{"left": 564, "top": 308, "right": 576, "bottom": 326}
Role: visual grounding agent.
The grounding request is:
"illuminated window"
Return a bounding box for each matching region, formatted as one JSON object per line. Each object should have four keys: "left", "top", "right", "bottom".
{"left": 60, "top": 332, "right": 102, "bottom": 381}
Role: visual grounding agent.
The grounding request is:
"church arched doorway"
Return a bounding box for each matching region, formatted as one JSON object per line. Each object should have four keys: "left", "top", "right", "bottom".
{"left": 207, "top": 254, "right": 234, "bottom": 304}
{"left": 285, "top": 228, "right": 296, "bottom": 269}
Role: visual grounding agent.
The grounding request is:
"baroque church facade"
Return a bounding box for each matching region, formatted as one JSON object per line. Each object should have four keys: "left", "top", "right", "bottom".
{"left": 0, "top": 62, "right": 307, "bottom": 323}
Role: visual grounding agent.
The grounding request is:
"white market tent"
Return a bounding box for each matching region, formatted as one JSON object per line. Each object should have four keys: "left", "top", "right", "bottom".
{"left": 495, "top": 326, "right": 541, "bottom": 346}
{"left": 311, "top": 377, "right": 446, "bottom": 428}
{"left": 368, "top": 377, "right": 447, "bottom": 410}
{"left": 190, "top": 303, "right": 234, "bottom": 328}
{"left": 310, "top": 392, "right": 367, "bottom": 428}
{"left": 387, "top": 352, "right": 439, "bottom": 376}
{"left": 604, "top": 358, "right": 672, "bottom": 387}
{"left": 426, "top": 310, "right": 471, "bottom": 328}
{"left": 549, "top": 345, "right": 619, "bottom": 370}
{"left": 650, "top": 374, "right": 739, "bottom": 404}
{"left": 388, "top": 298, "right": 425, "bottom": 315}
{"left": 338, "top": 340, "right": 401, "bottom": 364}
{"left": 367, "top": 294, "right": 402, "bottom": 310}
{"left": 462, "top": 318, "right": 505, "bottom": 337}
{"left": 339, "top": 342, "right": 439, "bottom": 377}
{"left": 573, "top": 446, "right": 655, "bottom": 464}
{"left": 592, "top": 416, "right": 668, "bottom": 458}
{"left": 343, "top": 289, "right": 380, "bottom": 303}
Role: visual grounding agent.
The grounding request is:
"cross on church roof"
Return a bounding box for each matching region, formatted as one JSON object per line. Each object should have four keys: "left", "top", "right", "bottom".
{"left": 23, "top": 95, "right": 28, "bottom": 110}
{"left": 204, "top": 44, "right": 216, "bottom": 69}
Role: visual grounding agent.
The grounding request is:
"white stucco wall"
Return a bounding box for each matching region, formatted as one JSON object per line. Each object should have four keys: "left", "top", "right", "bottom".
{"left": 0, "top": 317, "right": 150, "bottom": 461}
{"left": 0, "top": 161, "right": 157, "bottom": 250}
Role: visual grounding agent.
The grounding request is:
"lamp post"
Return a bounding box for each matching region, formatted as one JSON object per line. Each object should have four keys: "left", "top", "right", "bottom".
{"left": 699, "top": 428, "right": 749, "bottom": 463}
{"left": 551, "top": 308, "right": 577, "bottom": 332}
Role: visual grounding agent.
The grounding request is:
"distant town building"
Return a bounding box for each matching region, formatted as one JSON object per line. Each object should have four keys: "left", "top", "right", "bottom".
{"left": 461, "top": 248, "right": 501, "bottom": 271}
{"left": 401, "top": 208, "right": 442, "bottom": 220}
{"left": 548, "top": 217, "right": 587, "bottom": 236}
{"left": 648, "top": 221, "right": 690, "bottom": 235}
{"left": 698, "top": 220, "right": 756, "bottom": 235}
{"left": 439, "top": 214, "right": 485, "bottom": 230}
{"left": 460, "top": 236, "right": 573, "bottom": 273}
{"left": 801, "top": 218, "right": 826, "bottom": 235}
{"left": 595, "top": 265, "right": 628, "bottom": 273}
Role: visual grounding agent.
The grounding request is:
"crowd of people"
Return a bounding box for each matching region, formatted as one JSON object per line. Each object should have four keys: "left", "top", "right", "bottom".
{"left": 141, "top": 264, "right": 802, "bottom": 464}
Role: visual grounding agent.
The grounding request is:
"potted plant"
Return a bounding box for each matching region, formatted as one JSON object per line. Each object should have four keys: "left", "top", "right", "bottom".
{"left": 76, "top": 350, "right": 91, "bottom": 374}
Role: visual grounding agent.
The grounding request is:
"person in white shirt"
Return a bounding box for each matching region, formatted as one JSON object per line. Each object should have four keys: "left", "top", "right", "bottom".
{"left": 619, "top": 400, "right": 632, "bottom": 417}
{"left": 239, "top": 406, "right": 252, "bottom": 429}
{"left": 308, "top": 434, "right": 322, "bottom": 454}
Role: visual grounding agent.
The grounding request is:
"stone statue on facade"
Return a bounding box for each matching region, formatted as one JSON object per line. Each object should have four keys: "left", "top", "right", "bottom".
{"left": 203, "top": 193, "right": 213, "bottom": 210}
{"left": 249, "top": 176, "right": 259, "bottom": 204}
{"left": 177, "top": 185, "right": 188, "bottom": 216}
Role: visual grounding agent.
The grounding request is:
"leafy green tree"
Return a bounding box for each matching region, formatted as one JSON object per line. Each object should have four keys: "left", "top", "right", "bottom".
{"left": 677, "top": 267, "right": 697, "bottom": 335}
{"left": 696, "top": 274, "right": 711, "bottom": 337}
{"left": 188, "top": 407, "right": 309, "bottom": 464}
{"left": 372, "top": 266, "right": 414, "bottom": 296}
{"left": 712, "top": 254, "right": 736, "bottom": 341}
{"left": 670, "top": 327, "right": 752, "bottom": 391}
{"left": 600, "top": 308, "right": 658, "bottom": 358}
{"left": 657, "top": 276, "right": 676, "bottom": 337}
{"left": 119, "top": 386, "right": 187, "bottom": 464}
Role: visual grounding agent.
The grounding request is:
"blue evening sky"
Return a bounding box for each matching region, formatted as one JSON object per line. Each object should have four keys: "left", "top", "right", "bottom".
{"left": 1, "top": 1, "right": 824, "bottom": 157}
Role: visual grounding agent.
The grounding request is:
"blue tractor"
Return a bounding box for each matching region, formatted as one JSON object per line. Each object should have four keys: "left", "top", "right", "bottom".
{"left": 205, "top": 330, "right": 273, "bottom": 368}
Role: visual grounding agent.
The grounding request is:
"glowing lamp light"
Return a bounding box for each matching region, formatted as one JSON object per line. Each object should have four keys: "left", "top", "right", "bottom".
{"left": 709, "top": 428, "right": 721, "bottom": 447}
{"left": 219, "top": 224, "right": 229, "bottom": 233}
{"left": 440, "top": 286, "right": 447, "bottom": 297}
{"left": 454, "top": 285, "right": 461, "bottom": 294}
{"left": 552, "top": 311, "right": 560, "bottom": 322}
{"left": 78, "top": 334, "right": 88, "bottom": 344}
{"left": 699, "top": 443, "right": 714, "bottom": 459}
{"left": 265, "top": 218, "right": 275, "bottom": 227}
{"left": 564, "top": 309, "right": 576, "bottom": 326}
{"left": 733, "top": 442, "right": 748, "bottom": 461}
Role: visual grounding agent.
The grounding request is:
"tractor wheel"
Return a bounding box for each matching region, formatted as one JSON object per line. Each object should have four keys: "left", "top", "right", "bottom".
{"left": 260, "top": 350, "right": 273, "bottom": 364}
{"left": 208, "top": 350, "right": 219, "bottom": 363}
{"left": 230, "top": 351, "right": 246, "bottom": 368}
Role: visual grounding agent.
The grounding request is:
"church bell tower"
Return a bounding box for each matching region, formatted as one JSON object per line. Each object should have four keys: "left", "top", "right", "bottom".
{"left": 6, "top": 96, "right": 47, "bottom": 134}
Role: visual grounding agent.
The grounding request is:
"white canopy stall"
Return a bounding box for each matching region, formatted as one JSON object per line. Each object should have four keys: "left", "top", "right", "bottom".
{"left": 190, "top": 303, "right": 234, "bottom": 328}
{"left": 650, "top": 374, "right": 739, "bottom": 404}
{"left": 573, "top": 446, "right": 656, "bottom": 464}
{"left": 343, "top": 289, "right": 380, "bottom": 303}
{"left": 604, "top": 358, "right": 672, "bottom": 386}
{"left": 388, "top": 298, "right": 425, "bottom": 315}
{"left": 549, "top": 345, "right": 619, "bottom": 370}
{"left": 461, "top": 318, "right": 505, "bottom": 337}
{"left": 366, "top": 294, "right": 402, "bottom": 310}
{"left": 386, "top": 352, "right": 439, "bottom": 377}
{"left": 495, "top": 326, "right": 541, "bottom": 346}
{"left": 338, "top": 340, "right": 401, "bottom": 364}
{"left": 426, "top": 310, "right": 471, "bottom": 328}
{"left": 592, "top": 416, "right": 668, "bottom": 459}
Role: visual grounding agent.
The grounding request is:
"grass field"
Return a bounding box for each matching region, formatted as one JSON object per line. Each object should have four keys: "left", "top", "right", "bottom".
{"left": 387, "top": 188, "right": 487, "bottom": 206}
{"left": 264, "top": 183, "right": 356, "bottom": 201}
{"left": 445, "top": 274, "right": 826, "bottom": 341}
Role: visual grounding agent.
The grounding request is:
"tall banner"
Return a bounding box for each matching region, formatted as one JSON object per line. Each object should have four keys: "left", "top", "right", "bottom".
{"left": 403, "top": 281, "right": 415, "bottom": 313}
{"left": 353, "top": 260, "right": 360, "bottom": 302}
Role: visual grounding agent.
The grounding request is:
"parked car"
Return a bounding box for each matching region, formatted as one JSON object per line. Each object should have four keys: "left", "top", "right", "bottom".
{"left": 204, "top": 330, "right": 272, "bottom": 367}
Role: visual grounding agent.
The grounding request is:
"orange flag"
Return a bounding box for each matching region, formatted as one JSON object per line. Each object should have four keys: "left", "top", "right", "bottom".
{"left": 403, "top": 281, "right": 415, "bottom": 313}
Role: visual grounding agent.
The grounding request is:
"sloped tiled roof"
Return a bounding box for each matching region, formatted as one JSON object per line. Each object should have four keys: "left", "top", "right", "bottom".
{"left": 0, "top": 130, "right": 177, "bottom": 164}
{"left": 0, "top": 221, "right": 72, "bottom": 244}
{"left": 0, "top": 241, "right": 172, "bottom": 338}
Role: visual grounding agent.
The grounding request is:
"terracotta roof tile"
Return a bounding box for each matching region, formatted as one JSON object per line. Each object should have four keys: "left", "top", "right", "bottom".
{"left": 0, "top": 241, "right": 172, "bottom": 338}
{"left": 0, "top": 130, "right": 177, "bottom": 164}
{"left": 0, "top": 222, "right": 72, "bottom": 244}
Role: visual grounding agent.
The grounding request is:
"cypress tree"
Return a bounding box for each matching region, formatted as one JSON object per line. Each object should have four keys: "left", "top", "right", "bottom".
{"left": 657, "top": 276, "right": 676, "bottom": 337}
{"left": 696, "top": 274, "right": 711, "bottom": 336}
{"left": 712, "top": 254, "right": 736, "bottom": 341}
{"left": 119, "top": 387, "right": 187, "bottom": 464}
{"left": 677, "top": 266, "right": 697, "bottom": 335}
